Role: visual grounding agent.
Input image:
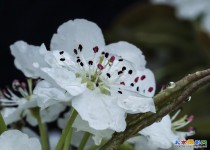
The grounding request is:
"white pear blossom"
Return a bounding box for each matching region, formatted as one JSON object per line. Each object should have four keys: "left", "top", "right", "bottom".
{"left": 129, "top": 110, "right": 195, "bottom": 150}
{"left": 0, "top": 130, "right": 41, "bottom": 150}
{"left": 151, "top": 0, "right": 210, "bottom": 32}
{"left": 0, "top": 79, "right": 66, "bottom": 126}
{"left": 58, "top": 111, "right": 113, "bottom": 145}
{"left": 11, "top": 19, "right": 156, "bottom": 132}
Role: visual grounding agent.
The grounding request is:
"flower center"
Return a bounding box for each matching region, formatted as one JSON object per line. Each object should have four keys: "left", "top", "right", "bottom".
{"left": 58, "top": 44, "right": 154, "bottom": 96}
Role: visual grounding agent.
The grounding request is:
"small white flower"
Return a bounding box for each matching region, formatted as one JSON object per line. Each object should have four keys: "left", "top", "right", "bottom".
{"left": 0, "top": 79, "right": 66, "bottom": 126}
{"left": 58, "top": 111, "right": 113, "bottom": 145}
{"left": 130, "top": 110, "right": 195, "bottom": 150}
{"left": 0, "top": 130, "right": 41, "bottom": 150}
{"left": 11, "top": 19, "right": 156, "bottom": 132}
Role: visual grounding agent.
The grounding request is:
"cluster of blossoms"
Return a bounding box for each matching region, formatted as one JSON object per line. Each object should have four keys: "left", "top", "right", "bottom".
{"left": 151, "top": 0, "right": 210, "bottom": 33}
{"left": 0, "top": 19, "right": 195, "bottom": 150}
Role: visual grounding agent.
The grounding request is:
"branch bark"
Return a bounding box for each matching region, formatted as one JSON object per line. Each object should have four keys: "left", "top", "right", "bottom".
{"left": 101, "top": 69, "right": 210, "bottom": 150}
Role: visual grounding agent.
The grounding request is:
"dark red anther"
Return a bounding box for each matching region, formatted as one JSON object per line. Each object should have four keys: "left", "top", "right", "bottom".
{"left": 93, "top": 46, "right": 99, "bottom": 53}
{"left": 148, "top": 87, "right": 153, "bottom": 92}
{"left": 105, "top": 52, "right": 109, "bottom": 58}
{"left": 21, "top": 82, "right": 27, "bottom": 88}
{"left": 110, "top": 56, "right": 115, "bottom": 63}
{"left": 97, "top": 64, "right": 104, "bottom": 70}
{"left": 120, "top": 82, "right": 125, "bottom": 85}
{"left": 134, "top": 77, "right": 139, "bottom": 83}
{"left": 141, "top": 75, "right": 146, "bottom": 80}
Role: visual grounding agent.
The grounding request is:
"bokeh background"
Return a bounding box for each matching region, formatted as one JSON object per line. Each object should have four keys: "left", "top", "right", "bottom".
{"left": 0, "top": 0, "right": 210, "bottom": 148}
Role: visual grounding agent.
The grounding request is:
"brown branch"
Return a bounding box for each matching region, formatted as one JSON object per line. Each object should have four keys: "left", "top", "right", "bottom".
{"left": 100, "top": 69, "right": 210, "bottom": 150}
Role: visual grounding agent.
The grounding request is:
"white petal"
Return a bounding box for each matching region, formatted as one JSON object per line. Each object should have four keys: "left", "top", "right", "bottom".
{"left": 41, "top": 103, "right": 66, "bottom": 123}
{"left": 10, "top": 41, "right": 49, "bottom": 78}
{"left": 1, "top": 108, "right": 16, "bottom": 118}
{"left": 44, "top": 50, "right": 76, "bottom": 68}
{"left": 140, "top": 115, "right": 178, "bottom": 149}
{"left": 0, "top": 130, "right": 41, "bottom": 150}
{"left": 48, "top": 130, "right": 61, "bottom": 150}
{"left": 21, "top": 127, "right": 39, "bottom": 138}
{"left": 73, "top": 115, "right": 113, "bottom": 145}
{"left": 117, "top": 94, "right": 156, "bottom": 114}
{"left": 4, "top": 100, "right": 37, "bottom": 125}
{"left": 41, "top": 67, "right": 86, "bottom": 96}
{"left": 51, "top": 19, "right": 105, "bottom": 59}
{"left": 25, "top": 110, "right": 38, "bottom": 126}
{"left": 136, "top": 69, "right": 156, "bottom": 97}
{"left": 33, "top": 80, "right": 72, "bottom": 109}
{"left": 106, "top": 41, "right": 146, "bottom": 69}
{"left": 71, "top": 131, "right": 94, "bottom": 148}
{"left": 129, "top": 136, "right": 159, "bottom": 150}
{"left": 72, "top": 89, "right": 126, "bottom": 132}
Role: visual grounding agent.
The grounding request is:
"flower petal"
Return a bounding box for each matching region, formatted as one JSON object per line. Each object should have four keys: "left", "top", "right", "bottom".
{"left": 73, "top": 116, "right": 113, "bottom": 145}
{"left": 33, "top": 80, "right": 72, "bottom": 109}
{"left": 4, "top": 100, "right": 37, "bottom": 125}
{"left": 41, "top": 67, "right": 86, "bottom": 96}
{"left": 106, "top": 41, "right": 146, "bottom": 69}
{"left": 0, "top": 130, "right": 41, "bottom": 150}
{"left": 136, "top": 69, "right": 156, "bottom": 97}
{"left": 41, "top": 103, "right": 66, "bottom": 123}
{"left": 10, "top": 41, "right": 49, "bottom": 78}
{"left": 72, "top": 89, "right": 126, "bottom": 132}
{"left": 51, "top": 19, "right": 105, "bottom": 59}
{"left": 129, "top": 136, "right": 159, "bottom": 150}
{"left": 140, "top": 115, "right": 178, "bottom": 149}
{"left": 117, "top": 94, "right": 156, "bottom": 114}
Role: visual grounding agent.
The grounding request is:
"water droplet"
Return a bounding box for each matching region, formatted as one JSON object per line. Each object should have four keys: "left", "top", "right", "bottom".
{"left": 167, "top": 82, "right": 176, "bottom": 89}
{"left": 184, "top": 96, "right": 191, "bottom": 103}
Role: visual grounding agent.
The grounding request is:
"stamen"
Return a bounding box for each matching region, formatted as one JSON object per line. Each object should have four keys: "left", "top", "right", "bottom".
{"left": 101, "top": 51, "right": 105, "bottom": 55}
{"left": 74, "top": 49, "right": 78, "bottom": 55}
{"left": 78, "top": 44, "right": 83, "bottom": 51}
{"left": 80, "top": 62, "right": 84, "bottom": 67}
{"left": 134, "top": 77, "right": 139, "bottom": 83}
{"left": 93, "top": 46, "right": 99, "bottom": 53}
{"left": 136, "top": 86, "right": 139, "bottom": 91}
{"left": 130, "top": 83, "right": 134, "bottom": 87}
{"left": 122, "top": 66, "right": 126, "bottom": 71}
{"left": 59, "top": 51, "right": 64, "bottom": 55}
{"left": 21, "top": 82, "right": 27, "bottom": 88}
{"left": 106, "top": 73, "right": 111, "bottom": 78}
{"left": 187, "top": 115, "right": 194, "bottom": 122}
{"left": 128, "top": 70, "right": 133, "bottom": 75}
{"left": 105, "top": 52, "right": 109, "bottom": 58}
{"left": 120, "top": 82, "right": 125, "bottom": 85}
{"left": 118, "top": 91, "right": 122, "bottom": 94}
{"left": 141, "top": 75, "right": 146, "bottom": 80}
{"left": 110, "top": 56, "right": 115, "bottom": 63}
{"left": 77, "top": 59, "right": 81, "bottom": 63}
{"left": 60, "top": 58, "right": 65, "bottom": 61}
{"left": 148, "top": 87, "right": 153, "bottom": 92}
{"left": 97, "top": 64, "right": 104, "bottom": 70}
{"left": 118, "top": 58, "right": 123, "bottom": 62}
{"left": 118, "top": 71, "right": 123, "bottom": 75}
{"left": 88, "top": 60, "right": 93, "bottom": 65}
